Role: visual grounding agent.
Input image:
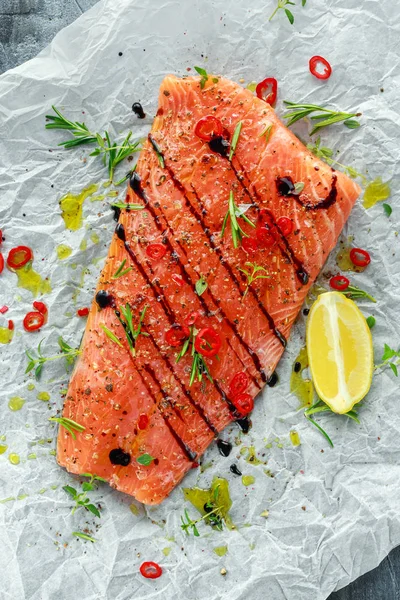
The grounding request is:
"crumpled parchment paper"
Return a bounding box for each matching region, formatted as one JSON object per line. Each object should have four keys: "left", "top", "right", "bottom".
{"left": 0, "top": 0, "right": 399, "bottom": 598}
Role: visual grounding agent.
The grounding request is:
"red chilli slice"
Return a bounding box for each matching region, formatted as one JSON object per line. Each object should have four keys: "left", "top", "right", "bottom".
{"left": 256, "top": 226, "right": 275, "bottom": 248}
{"left": 232, "top": 393, "right": 254, "bottom": 415}
{"left": 349, "top": 248, "right": 371, "bottom": 268}
{"left": 23, "top": 311, "right": 45, "bottom": 332}
{"left": 33, "top": 301, "right": 48, "bottom": 316}
{"left": 194, "top": 116, "right": 223, "bottom": 142}
{"left": 0, "top": 230, "right": 3, "bottom": 245}
{"left": 276, "top": 216, "right": 293, "bottom": 236}
{"left": 8, "top": 320, "right": 14, "bottom": 331}
{"left": 229, "top": 372, "right": 249, "bottom": 396}
{"left": 0, "top": 305, "right": 8, "bottom": 314}
{"left": 139, "top": 561, "right": 162, "bottom": 579}
{"left": 146, "top": 243, "right": 167, "bottom": 260}
{"left": 194, "top": 327, "right": 221, "bottom": 358}
{"left": 77, "top": 307, "right": 90, "bottom": 317}
{"left": 138, "top": 414, "right": 149, "bottom": 430}
{"left": 255, "top": 77, "right": 278, "bottom": 106}
{"left": 330, "top": 275, "right": 350, "bottom": 291}
{"left": 165, "top": 325, "right": 190, "bottom": 347}
{"left": 184, "top": 311, "right": 200, "bottom": 327}
{"left": 0, "top": 253, "right": 4, "bottom": 274}
{"left": 7, "top": 246, "right": 33, "bottom": 270}
{"left": 309, "top": 56, "right": 332, "bottom": 80}
{"left": 171, "top": 274, "right": 184, "bottom": 287}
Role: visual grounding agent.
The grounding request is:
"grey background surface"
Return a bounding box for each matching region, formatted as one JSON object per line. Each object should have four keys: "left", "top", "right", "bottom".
{"left": 0, "top": 1, "right": 398, "bottom": 598}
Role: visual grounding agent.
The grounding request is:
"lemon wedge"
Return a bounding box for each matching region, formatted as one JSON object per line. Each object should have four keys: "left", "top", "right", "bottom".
{"left": 306, "top": 291, "right": 373, "bottom": 414}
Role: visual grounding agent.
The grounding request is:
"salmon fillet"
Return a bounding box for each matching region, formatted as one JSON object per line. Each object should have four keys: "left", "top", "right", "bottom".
{"left": 57, "top": 74, "right": 361, "bottom": 504}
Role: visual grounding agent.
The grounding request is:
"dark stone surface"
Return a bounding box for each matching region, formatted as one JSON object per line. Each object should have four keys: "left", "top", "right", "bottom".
{"left": 0, "top": 1, "right": 398, "bottom": 598}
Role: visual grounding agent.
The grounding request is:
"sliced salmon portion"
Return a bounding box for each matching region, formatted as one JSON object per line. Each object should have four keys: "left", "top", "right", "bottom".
{"left": 57, "top": 75, "right": 360, "bottom": 504}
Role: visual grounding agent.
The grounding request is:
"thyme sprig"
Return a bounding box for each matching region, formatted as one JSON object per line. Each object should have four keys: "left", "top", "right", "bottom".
{"left": 375, "top": 344, "right": 400, "bottom": 377}
{"left": 341, "top": 285, "right": 376, "bottom": 303}
{"left": 283, "top": 101, "right": 361, "bottom": 136}
{"left": 45, "top": 106, "right": 141, "bottom": 183}
{"left": 229, "top": 121, "right": 242, "bottom": 161}
{"left": 181, "top": 485, "right": 224, "bottom": 536}
{"left": 116, "top": 304, "right": 149, "bottom": 356}
{"left": 269, "top": 0, "right": 307, "bottom": 24}
{"left": 112, "top": 259, "right": 132, "bottom": 279}
{"left": 26, "top": 336, "right": 81, "bottom": 379}
{"left": 49, "top": 416, "right": 85, "bottom": 440}
{"left": 221, "top": 191, "right": 255, "bottom": 248}
{"left": 63, "top": 473, "right": 105, "bottom": 518}
{"left": 307, "top": 137, "right": 367, "bottom": 183}
{"left": 238, "top": 262, "right": 270, "bottom": 297}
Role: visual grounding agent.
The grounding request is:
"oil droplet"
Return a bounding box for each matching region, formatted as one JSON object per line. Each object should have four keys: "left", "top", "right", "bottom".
{"left": 60, "top": 184, "right": 98, "bottom": 230}
{"left": 27, "top": 453, "right": 37, "bottom": 460}
{"left": 165, "top": 536, "right": 175, "bottom": 542}
{"left": 107, "top": 190, "right": 119, "bottom": 198}
{"left": 37, "top": 391, "right": 50, "bottom": 402}
{"left": 14, "top": 264, "right": 51, "bottom": 297}
{"left": 183, "top": 477, "right": 234, "bottom": 530}
{"left": 162, "top": 547, "right": 171, "bottom": 557}
{"left": 102, "top": 180, "right": 112, "bottom": 188}
{"left": 38, "top": 488, "right": 46, "bottom": 494}
{"left": 49, "top": 449, "right": 56, "bottom": 456}
{"left": 51, "top": 485, "right": 58, "bottom": 490}
{"left": 9, "top": 453, "right": 20, "bottom": 465}
{"left": 90, "top": 232, "right": 100, "bottom": 245}
{"left": 239, "top": 446, "right": 263, "bottom": 465}
{"left": 27, "top": 383, "right": 35, "bottom": 391}
{"left": 290, "top": 346, "right": 314, "bottom": 408}
{"left": 306, "top": 283, "right": 327, "bottom": 305}
{"left": 71, "top": 263, "right": 78, "bottom": 270}
{"left": 0, "top": 444, "right": 8, "bottom": 455}
{"left": 336, "top": 240, "right": 366, "bottom": 273}
{"left": 242, "top": 475, "right": 255, "bottom": 487}
{"left": 17, "top": 494, "right": 28, "bottom": 500}
{"left": 129, "top": 503, "right": 140, "bottom": 516}
{"left": 246, "top": 81, "right": 257, "bottom": 92}
{"left": 80, "top": 239, "right": 88, "bottom": 251}
{"left": 56, "top": 244, "right": 72, "bottom": 260}
{"left": 249, "top": 542, "right": 256, "bottom": 550}
{"left": 213, "top": 545, "right": 228, "bottom": 557}
{"left": 290, "top": 430, "right": 301, "bottom": 447}
{"left": 0, "top": 435, "right": 6, "bottom": 441}
{"left": 8, "top": 396, "right": 25, "bottom": 411}
{"left": 0, "top": 326, "right": 14, "bottom": 344}
{"left": 363, "top": 177, "right": 391, "bottom": 209}
{"left": 0, "top": 497, "right": 16, "bottom": 504}
{"left": 90, "top": 194, "right": 106, "bottom": 202}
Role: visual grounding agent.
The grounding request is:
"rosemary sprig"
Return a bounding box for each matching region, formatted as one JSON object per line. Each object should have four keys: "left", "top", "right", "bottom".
{"left": 229, "top": 121, "right": 242, "bottom": 161}
{"left": 49, "top": 416, "right": 85, "bottom": 440}
{"left": 45, "top": 106, "right": 97, "bottom": 147}
{"left": 304, "top": 399, "right": 360, "bottom": 447}
{"left": 45, "top": 106, "right": 141, "bottom": 183}
{"left": 112, "top": 259, "right": 133, "bottom": 279}
{"left": 341, "top": 285, "right": 376, "bottom": 303}
{"left": 269, "top": 0, "right": 306, "bottom": 24}
{"left": 259, "top": 123, "right": 273, "bottom": 142}
{"left": 63, "top": 473, "right": 105, "bottom": 517}
{"left": 238, "top": 262, "right": 270, "bottom": 297}
{"left": 375, "top": 344, "right": 400, "bottom": 377}
{"left": 175, "top": 326, "right": 213, "bottom": 386}
{"left": 26, "top": 337, "right": 81, "bottom": 379}
{"left": 221, "top": 191, "right": 255, "bottom": 248}
{"left": 283, "top": 101, "right": 361, "bottom": 136}
{"left": 110, "top": 202, "right": 144, "bottom": 211}
{"left": 116, "top": 304, "right": 149, "bottom": 356}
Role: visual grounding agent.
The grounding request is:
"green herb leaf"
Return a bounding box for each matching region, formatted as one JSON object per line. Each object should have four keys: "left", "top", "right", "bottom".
{"left": 137, "top": 453, "right": 155, "bottom": 466}
{"left": 49, "top": 416, "right": 85, "bottom": 440}
{"left": 302, "top": 0, "right": 307, "bottom": 5}
{"left": 100, "top": 324, "right": 123, "bottom": 348}
{"left": 229, "top": 121, "right": 242, "bottom": 161}
{"left": 63, "top": 485, "right": 78, "bottom": 499}
{"left": 341, "top": 285, "right": 376, "bottom": 303}
{"left": 72, "top": 532, "right": 96, "bottom": 542}
{"left": 259, "top": 124, "right": 273, "bottom": 142}
{"left": 238, "top": 262, "right": 269, "bottom": 297}
{"left": 294, "top": 182, "right": 305, "bottom": 195}
{"left": 285, "top": 8, "right": 294, "bottom": 23}
{"left": 366, "top": 316, "right": 376, "bottom": 329}
{"left": 195, "top": 276, "right": 208, "bottom": 296}
{"left": 86, "top": 503, "right": 101, "bottom": 518}
{"left": 111, "top": 202, "right": 144, "bottom": 211}
{"left": 194, "top": 66, "right": 209, "bottom": 89}
{"left": 383, "top": 203, "right": 392, "bottom": 217}
{"left": 344, "top": 119, "right": 361, "bottom": 129}
{"left": 82, "top": 482, "right": 94, "bottom": 492}
{"left": 112, "top": 259, "right": 133, "bottom": 279}
{"left": 305, "top": 416, "right": 334, "bottom": 447}
{"left": 390, "top": 363, "right": 399, "bottom": 377}
{"left": 284, "top": 101, "right": 361, "bottom": 136}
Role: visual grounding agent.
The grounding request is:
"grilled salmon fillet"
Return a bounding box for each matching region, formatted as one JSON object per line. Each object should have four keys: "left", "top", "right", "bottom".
{"left": 57, "top": 75, "right": 361, "bottom": 504}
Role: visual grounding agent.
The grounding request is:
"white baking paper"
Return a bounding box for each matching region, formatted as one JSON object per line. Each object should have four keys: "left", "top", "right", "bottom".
{"left": 0, "top": 0, "right": 399, "bottom": 598}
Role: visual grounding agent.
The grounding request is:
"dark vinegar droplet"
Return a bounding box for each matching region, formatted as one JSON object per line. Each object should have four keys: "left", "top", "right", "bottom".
{"left": 217, "top": 439, "right": 232, "bottom": 457}
{"left": 294, "top": 362, "right": 302, "bottom": 373}
{"left": 276, "top": 176, "right": 295, "bottom": 196}
{"left": 115, "top": 223, "right": 126, "bottom": 242}
{"left": 132, "top": 102, "right": 146, "bottom": 119}
{"left": 129, "top": 171, "right": 145, "bottom": 200}
{"left": 267, "top": 371, "right": 278, "bottom": 388}
{"left": 95, "top": 290, "right": 115, "bottom": 309}
{"left": 111, "top": 205, "right": 121, "bottom": 222}
{"left": 230, "top": 464, "right": 242, "bottom": 476}
{"left": 209, "top": 136, "right": 229, "bottom": 157}
{"left": 303, "top": 308, "right": 310, "bottom": 316}
{"left": 109, "top": 448, "right": 131, "bottom": 466}
{"left": 236, "top": 417, "right": 251, "bottom": 434}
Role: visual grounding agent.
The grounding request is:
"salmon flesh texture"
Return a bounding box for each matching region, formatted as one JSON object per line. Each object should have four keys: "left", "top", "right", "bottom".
{"left": 57, "top": 75, "right": 360, "bottom": 504}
